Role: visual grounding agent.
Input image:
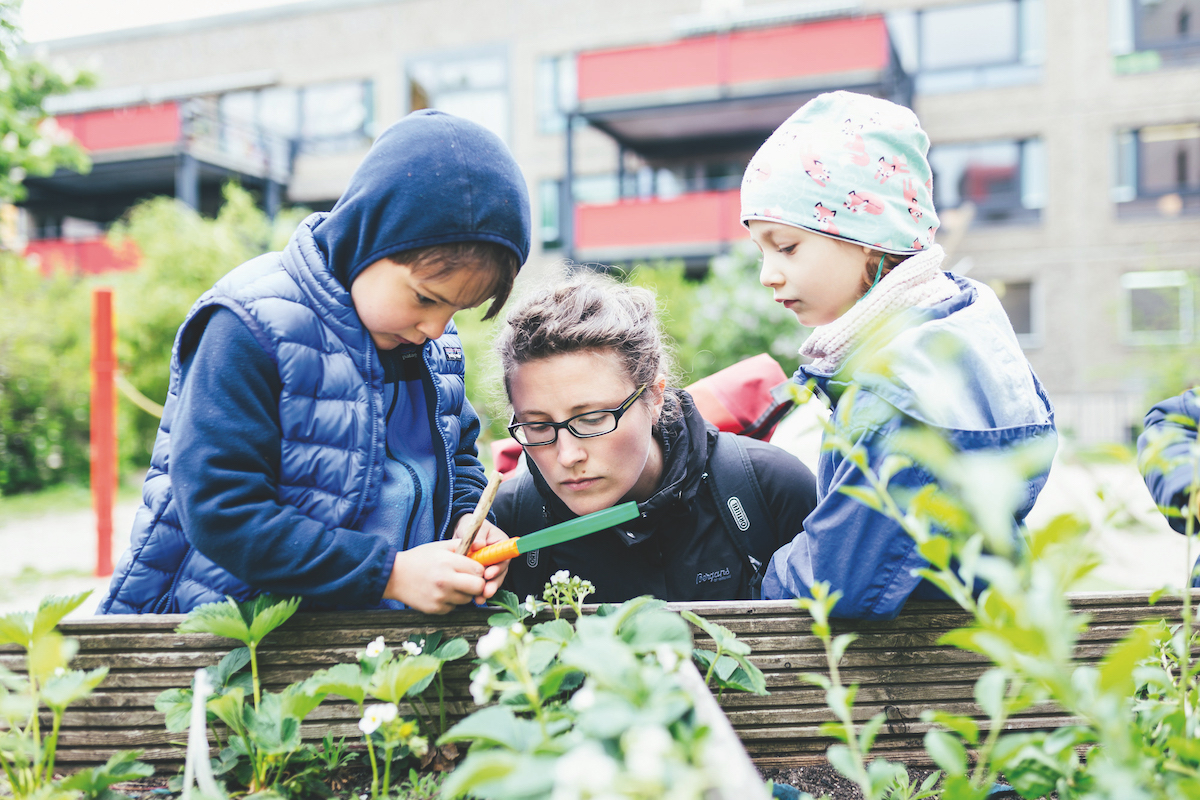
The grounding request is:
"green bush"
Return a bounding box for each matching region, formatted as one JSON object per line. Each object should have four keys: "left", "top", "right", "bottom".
{"left": 0, "top": 254, "right": 91, "bottom": 493}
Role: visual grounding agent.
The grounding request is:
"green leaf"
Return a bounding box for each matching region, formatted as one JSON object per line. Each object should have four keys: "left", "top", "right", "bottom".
{"left": 679, "top": 610, "right": 747, "bottom": 655}
{"left": 438, "top": 705, "right": 545, "bottom": 752}
{"left": 369, "top": 655, "right": 441, "bottom": 703}
{"left": 1099, "top": 624, "right": 1157, "bottom": 696}
{"left": 825, "top": 744, "right": 862, "bottom": 783}
{"left": 279, "top": 682, "right": 326, "bottom": 723}
{"left": 488, "top": 589, "right": 522, "bottom": 616}
{"left": 207, "top": 687, "right": 246, "bottom": 732}
{"left": 154, "top": 688, "right": 195, "bottom": 733}
{"left": 924, "top": 729, "right": 967, "bottom": 776}
{"left": 244, "top": 693, "right": 301, "bottom": 755}
{"left": 60, "top": 749, "right": 154, "bottom": 797}
{"left": 922, "top": 711, "right": 978, "bottom": 746}
{"left": 620, "top": 608, "right": 693, "bottom": 654}
{"left": 858, "top": 712, "right": 886, "bottom": 754}
{"left": 439, "top": 749, "right": 557, "bottom": 800}
{"left": 530, "top": 618, "right": 575, "bottom": 646}
{"left": 829, "top": 633, "right": 858, "bottom": 666}
{"left": 246, "top": 595, "right": 301, "bottom": 642}
{"left": 209, "top": 647, "right": 251, "bottom": 689}
{"left": 430, "top": 637, "right": 469, "bottom": 662}
{"left": 0, "top": 611, "right": 34, "bottom": 648}
{"left": 31, "top": 591, "right": 92, "bottom": 640}
{"left": 973, "top": 668, "right": 1007, "bottom": 721}
{"left": 306, "top": 662, "right": 367, "bottom": 706}
{"left": 27, "top": 629, "right": 78, "bottom": 682}
{"left": 177, "top": 598, "right": 252, "bottom": 643}
{"left": 839, "top": 484, "right": 883, "bottom": 511}
{"left": 918, "top": 536, "right": 952, "bottom": 570}
{"left": 41, "top": 667, "right": 108, "bottom": 712}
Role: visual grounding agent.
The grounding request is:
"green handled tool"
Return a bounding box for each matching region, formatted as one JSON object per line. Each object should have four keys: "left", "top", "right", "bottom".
{"left": 469, "top": 501, "right": 640, "bottom": 566}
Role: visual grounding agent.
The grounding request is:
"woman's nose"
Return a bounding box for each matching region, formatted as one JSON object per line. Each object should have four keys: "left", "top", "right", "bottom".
{"left": 554, "top": 433, "right": 586, "bottom": 467}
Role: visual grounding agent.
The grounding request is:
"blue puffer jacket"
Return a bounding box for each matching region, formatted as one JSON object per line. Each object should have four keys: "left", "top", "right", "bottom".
{"left": 101, "top": 109, "right": 531, "bottom": 614}
{"left": 763, "top": 275, "right": 1057, "bottom": 619}
{"left": 101, "top": 219, "right": 481, "bottom": 613}
{"left": 1138, "top": 390, "right": 1200, "bottom": 586}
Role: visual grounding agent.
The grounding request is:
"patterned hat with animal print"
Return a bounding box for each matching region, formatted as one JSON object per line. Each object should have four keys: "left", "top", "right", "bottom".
{"left": 741, "top": 91, "right": 940, "bottom": 254}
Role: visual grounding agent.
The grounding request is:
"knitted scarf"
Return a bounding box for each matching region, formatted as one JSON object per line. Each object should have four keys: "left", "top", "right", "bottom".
{"left": 801, "top": 244, "right": 958, "bottom": 374}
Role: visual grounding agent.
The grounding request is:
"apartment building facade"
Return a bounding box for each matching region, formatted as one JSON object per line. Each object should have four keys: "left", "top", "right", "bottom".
{"left": 24, "top": 0, "right": 1200, "bottom": 442}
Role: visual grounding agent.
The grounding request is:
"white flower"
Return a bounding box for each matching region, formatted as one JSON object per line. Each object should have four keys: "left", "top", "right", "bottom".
{"left": 476, "top": 627, "right": 509, "bottom": 660}
{"left": 401, "top": 641, "right": 422, "bottom": 656}
{"left": 550, "top": 569, "right": 571, "bottom": 586}
{"left": 409, "top": 735, "right": 429, "bottom": 758}
{"left": 655, "top": 645, "right": 679, "bottom": 672}
{"left": 622, "top": 725, "right": 673, "bottom": 780}
{"left": 1, "top": 132, "right": 17, "bottom": 152}
{"left": 470, "top": 663, "right": 495, "bottom": 705}
{"left": 29, "top": 138, "right": 51, "bottom": 158}
{"left": 365, "top": 636, "right": 386, "bottom": 658}
{"left": 357, "top": 706, "right": 384, "bottom": 735}
{"left": 510, "top": 622, "right": 526, "bottom": 636}
{"left": 375, "top": 702, "right": 398, "bottom": 723}
{"left": 552, "top": 741, "right": 618, "bottom": 799}
{"left": 53, "top": 667, "right": 65, "bottom": 677}
{"left": 569, "top": 684, "right": 596, "bottom": 711}
{"left": 524, "top": 594, "right": 538, "bottom": 615}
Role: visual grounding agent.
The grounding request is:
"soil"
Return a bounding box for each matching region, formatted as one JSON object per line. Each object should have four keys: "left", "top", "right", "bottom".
{"left": 760, "top": 764, "right": 940, "bottom": 800}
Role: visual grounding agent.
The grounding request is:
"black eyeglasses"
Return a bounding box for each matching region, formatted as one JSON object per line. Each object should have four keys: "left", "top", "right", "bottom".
{"left": 508, "top": 384, "right": 648, "bottom": 446}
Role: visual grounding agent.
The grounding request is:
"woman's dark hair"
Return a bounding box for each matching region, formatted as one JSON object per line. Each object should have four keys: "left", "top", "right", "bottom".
{"left": 495, "top": 270, "right": 681, "bottom": 425}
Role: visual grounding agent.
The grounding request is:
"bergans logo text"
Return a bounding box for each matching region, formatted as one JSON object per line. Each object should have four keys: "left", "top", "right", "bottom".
{"left": 696, "top": 567, "right": 732, "bottom": 585}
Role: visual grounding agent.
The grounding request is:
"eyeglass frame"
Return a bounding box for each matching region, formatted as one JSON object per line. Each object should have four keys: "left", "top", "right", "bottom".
{"left": 507, "top": 384, "right": 649, "bottom": 446}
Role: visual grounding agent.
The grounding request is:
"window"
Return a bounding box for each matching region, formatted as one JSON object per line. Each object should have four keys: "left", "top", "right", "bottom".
{"left": 990, "top": 279, "right": 1042, "bottom": 347}
{"left": 538, "top": 175, "right": 621, "bottom": 250}
{"left": 1120, "top": 270, "right": 1193, "bottom": 345}
{"left": 409, "top": 50, "right": 509, "bottom": 144}
{"left": 216, "top": 81, "right": 371, "bottom": 162}
{"left": 887, "top": 0, "right": 1043, "bottom": 94}
{"left": 1113, "top": 123, "right": 1200, "bottom": 216}
{"left": 928, "top": 139, "right": 1045, "bottom": 222}
{"left": 536, "top": 55, "right": 580, "bottom": 134}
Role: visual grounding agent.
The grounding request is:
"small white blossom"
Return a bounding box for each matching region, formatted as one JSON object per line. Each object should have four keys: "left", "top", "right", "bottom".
{"left": 470, "top": 663, "right": 495, "bottom": 705}
{"left": 552, "top": 742, "right": 618, "bottom": 799}
{"left": 476, "top": 627, "right": 509, "bottom": 660}
{"left": 1, "top": 132, "right": 18, "bottom": 152}
{"left": 655, "top": 645, "right": 679, "bottom": 672}
{"left": 550, "top": 569, "right": 571, "bottom": 586}
{"left": 375, "top": 702, "right": 398, "bottom": 723}
{"left": 408, "top": 735, "right": 429, "bottom": 758}
{"left": 357, "top": 705, "right": 385, "bottom": 735}
{"left": 569, "top": 684, "right": 596, "bottom": 711}
{"left": 365, "top": 636, "right": 386, "bottom": 658}
{"left": 401, "top": 641, "right": 422, "bottom": 656}
{"left": 622, "top": 725, "right": 673, "bottom": 780}
{"left": 510, "top": 622, "right": 526, "bottom": 636}
{"left": 53, "top": 667, "right": 65, "bottom": 677}
{"left": 524, "top": 594, "right": 538, "bottom": 616}
{"left": 29, "top": 138, "right": 51, "bottom": 158}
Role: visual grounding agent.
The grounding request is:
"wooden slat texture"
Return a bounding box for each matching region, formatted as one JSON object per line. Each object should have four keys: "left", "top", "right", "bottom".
{"left": 1, "top": 590, "right": 1193, "bottom": 770}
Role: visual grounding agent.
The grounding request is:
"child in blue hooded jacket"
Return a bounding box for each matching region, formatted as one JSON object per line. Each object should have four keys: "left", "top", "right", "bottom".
{"left": 101, "top": 110, "right": 530, "bottom": 615}
{"left": 1139, "top": 389, "right": 1200, "bottom": 587}
{"left": 741, "top": 91, "right": 1057, "bottom": 619}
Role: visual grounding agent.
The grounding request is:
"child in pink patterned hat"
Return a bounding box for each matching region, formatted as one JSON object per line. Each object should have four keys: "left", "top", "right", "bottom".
{"left": 742, "top": 91, "right": 1058, "bottom": 619}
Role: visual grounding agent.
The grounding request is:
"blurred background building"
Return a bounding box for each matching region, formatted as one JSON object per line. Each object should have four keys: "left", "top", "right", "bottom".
{"left": 17, "top": 0, "right": 1200, "bottom": 443}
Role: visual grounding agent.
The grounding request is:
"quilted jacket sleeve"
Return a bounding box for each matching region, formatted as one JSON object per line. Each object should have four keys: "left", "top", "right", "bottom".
{"left": 1139, "top": 389, "right": 1200, "bottom": 535}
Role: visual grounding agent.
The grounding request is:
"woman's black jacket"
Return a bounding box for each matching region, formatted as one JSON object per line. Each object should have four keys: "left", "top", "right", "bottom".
{"left": 495, "top": 391, "right": 818, "bottom": 603}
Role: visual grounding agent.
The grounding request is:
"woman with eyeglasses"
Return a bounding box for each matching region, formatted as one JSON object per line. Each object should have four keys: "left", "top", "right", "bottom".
{"left": 491, "top": 272, "right": 818, "bottom": 603}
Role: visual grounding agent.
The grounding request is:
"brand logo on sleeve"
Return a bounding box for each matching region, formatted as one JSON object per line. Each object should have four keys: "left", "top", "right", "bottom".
{"left": 696, "top": 567, "right": 732, "bottom": 585}
{"left": 445, "top": 346, "right": 463, "bottom": 361}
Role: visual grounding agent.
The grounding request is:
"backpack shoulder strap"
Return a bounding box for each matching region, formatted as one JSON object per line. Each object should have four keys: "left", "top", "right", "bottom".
{"left": 705, "top": 431, "right": 776, "bottom": 599}
{"left": 511, "top": 473, "right": 551, "bottom": 576}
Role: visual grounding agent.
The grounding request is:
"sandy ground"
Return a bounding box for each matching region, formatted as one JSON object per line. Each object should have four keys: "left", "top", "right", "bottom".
{"left": 0, "top": 405, "right": 1189, "bottom": 619}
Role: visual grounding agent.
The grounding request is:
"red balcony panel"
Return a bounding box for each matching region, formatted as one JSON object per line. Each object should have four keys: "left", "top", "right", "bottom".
{"left": 578, "top": 16, "right": 890, "bottom": 102}
{"left": 575, "top": 190, "right": 749, "bottom": 251}
{"left": 27, "top": 237, "right": 141, "bottom": 275}
{"left": 55, "top": 102, "right": 180, "bottom": 152}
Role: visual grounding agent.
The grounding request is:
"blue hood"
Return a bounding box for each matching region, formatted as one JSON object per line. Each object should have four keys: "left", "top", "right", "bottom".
{"left": 313, "top": 109, "right": 532, "bottom": 288}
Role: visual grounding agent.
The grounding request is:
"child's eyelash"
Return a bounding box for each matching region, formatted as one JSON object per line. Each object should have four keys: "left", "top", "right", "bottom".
{"left": 416, "top": 293, "right": 437, "bottom": 305}
{"left": 779, "top": 244, "right": 797, "bottom": 255}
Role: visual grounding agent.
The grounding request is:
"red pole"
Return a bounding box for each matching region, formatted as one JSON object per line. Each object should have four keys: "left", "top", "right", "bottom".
{"left": 91, "top": 287, "right": 116, "bottom": 577}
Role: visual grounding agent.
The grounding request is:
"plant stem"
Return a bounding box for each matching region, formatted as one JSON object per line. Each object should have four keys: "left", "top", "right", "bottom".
{"left": 382, "top": 744, "right": 394, "bottom": 799}
{"left": 41, "top": 710, "right": 63, "bottom": 783}
{"left": 436, "top": 673, "right": 447, "bottom": 736}
{"left": 365, "top": 734, "right": 380, "bottom": 799}
{"left": 249, "top": 641, "right": 262, "bottom": 710}
{"left": 703, "top": 645, "right": 723, "bottom": 688}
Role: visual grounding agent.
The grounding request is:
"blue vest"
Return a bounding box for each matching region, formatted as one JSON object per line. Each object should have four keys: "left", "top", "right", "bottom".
{"left": 101, "top": 217, "right": 470, "bottom": 614}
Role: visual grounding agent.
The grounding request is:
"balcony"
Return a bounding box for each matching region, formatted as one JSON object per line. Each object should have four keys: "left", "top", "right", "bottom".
{"left": 574, "top": 189, "right": 747, "bottom": 263}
